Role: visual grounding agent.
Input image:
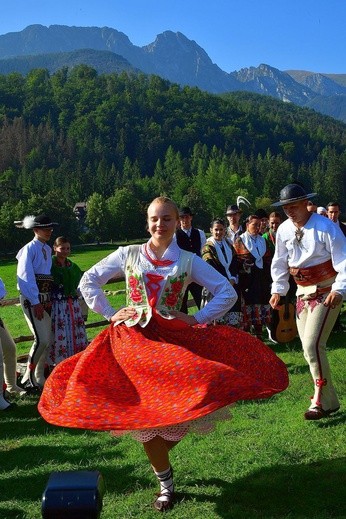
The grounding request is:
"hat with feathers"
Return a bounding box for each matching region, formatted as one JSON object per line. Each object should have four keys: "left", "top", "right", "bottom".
{"left": 226, "top": 196, "right": 251, "bottom": 215}
{"left": 14, "top": 215, "right": 58, "bottom": 229}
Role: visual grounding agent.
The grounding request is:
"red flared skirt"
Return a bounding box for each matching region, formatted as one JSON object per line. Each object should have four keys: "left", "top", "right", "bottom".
{"left": 38, "top": 317, "right": 288, "bottom": 431}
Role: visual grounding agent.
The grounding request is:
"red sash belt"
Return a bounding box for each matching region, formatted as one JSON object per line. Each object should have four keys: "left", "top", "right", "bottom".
{"left": 289, "top": 259, "right": 336, "bottom": 286}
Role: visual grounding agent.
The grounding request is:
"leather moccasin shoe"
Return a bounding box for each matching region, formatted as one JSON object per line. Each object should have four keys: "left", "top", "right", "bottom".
{"left": 17, "top": 380, "right": 42, "bottom": 396}
{"left": 153, "top": 492, "right": 175, "bottom": 512}
{"left": 304, "top": 406, "right": 340, "bottom": 420}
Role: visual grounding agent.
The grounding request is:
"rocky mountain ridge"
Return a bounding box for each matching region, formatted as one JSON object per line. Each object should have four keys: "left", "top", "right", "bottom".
{"left": 0, "top": 24, "right": 345, "bottom": 122}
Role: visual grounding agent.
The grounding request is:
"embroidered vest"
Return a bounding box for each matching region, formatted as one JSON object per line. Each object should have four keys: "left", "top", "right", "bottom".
{"left": 123, "top": 245, "right": 193, "bottom": 327}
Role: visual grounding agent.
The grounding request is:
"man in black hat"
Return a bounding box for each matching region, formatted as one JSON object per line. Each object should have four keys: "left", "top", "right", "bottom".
{"left": 225, "top": 204, "right": 243, "bottom": 244}
{"left": 269, "top": 184, "right": 346, "bottom": 420}
{"left": 15, "top": 215, "right": 58, "bottom": 392}
{"left": 176, "top": 207, "right": 206, "bottom": 313}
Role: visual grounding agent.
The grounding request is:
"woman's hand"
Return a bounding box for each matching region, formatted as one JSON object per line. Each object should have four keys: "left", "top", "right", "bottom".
{"left": 110, "top": 306, "right": 137, "bottom": 322}
{"left": 169, "top": 310, "right": 198, "bottom": 326}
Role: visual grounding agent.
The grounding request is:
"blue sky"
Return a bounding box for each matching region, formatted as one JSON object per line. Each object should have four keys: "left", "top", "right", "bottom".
{"left": 1, "top": 0, "right": 345, "bottom": 73}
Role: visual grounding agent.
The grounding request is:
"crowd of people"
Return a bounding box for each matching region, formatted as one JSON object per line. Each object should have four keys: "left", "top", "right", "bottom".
{"left": 1, "top": 185, "right": 345, "bottom": 512}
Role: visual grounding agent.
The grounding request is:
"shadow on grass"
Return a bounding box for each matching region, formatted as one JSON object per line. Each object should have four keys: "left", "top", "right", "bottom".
{"left": 0, "top": 400, "right": 152, "bottom": 514}
{"left": 0, "top": 399, "right": 50, "bottom": 439}
{"left": 184, "top": 457, "right": 346, "bottom": 518}
{"left": 0, "top": 507, "right": 24, "bottom": 519}
{"left": 0, "top": 442, "right": 145, "bottom": 518}
{"left": 314, "top": 410, "right": 346, "bottom": 428}
{"left": 0, "top": 448, "right": 139, "bottom": 496}
{"left": 285, "top": 362, "right": 310, "bottom": 376}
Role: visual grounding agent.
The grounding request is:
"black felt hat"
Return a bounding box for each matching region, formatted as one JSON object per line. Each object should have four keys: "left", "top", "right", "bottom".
{"left": 179, "top": 206, "right": 193, "bottom": 216}
{"left": 14, "top": 214, "right": 59, "bottom": 229}
{"left": 226, "top": 204, "right": 242, "bottom": 215}
{"left": 255, "top": 208, "right": 268, "bottom": 219}
{"left": 272, "top": 184, "right": 317, "bottom": 207}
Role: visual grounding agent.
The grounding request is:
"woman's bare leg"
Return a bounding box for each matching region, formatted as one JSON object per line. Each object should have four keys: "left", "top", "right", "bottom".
{"left": 142, "top": 435, "right": 180, "bottom": 511}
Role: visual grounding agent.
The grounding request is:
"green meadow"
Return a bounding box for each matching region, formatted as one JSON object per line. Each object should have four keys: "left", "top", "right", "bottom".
{"left": 0, "top": 245, "right": 345, "bottom": 518}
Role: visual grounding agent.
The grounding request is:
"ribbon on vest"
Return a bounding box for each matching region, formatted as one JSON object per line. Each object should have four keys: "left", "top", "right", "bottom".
{"left": 146, "top": 272, "right": 164, "bottom": 307}
{"left": 143, "top": 243, "right": 174, "bottom": 268}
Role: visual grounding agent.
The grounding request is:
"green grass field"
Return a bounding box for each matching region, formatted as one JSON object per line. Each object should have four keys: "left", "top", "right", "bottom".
{"left": 1, "top": 245, "right": 345, "bottom": 518}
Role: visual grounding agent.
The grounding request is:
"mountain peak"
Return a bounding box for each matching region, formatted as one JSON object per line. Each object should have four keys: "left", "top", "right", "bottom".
{"left": 0, "top": 24, "right": 345, "bottom": 122}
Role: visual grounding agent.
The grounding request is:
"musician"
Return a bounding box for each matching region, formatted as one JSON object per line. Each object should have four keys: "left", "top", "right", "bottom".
{"left": 269, "top": 184, "right": 346, "bottom": 420}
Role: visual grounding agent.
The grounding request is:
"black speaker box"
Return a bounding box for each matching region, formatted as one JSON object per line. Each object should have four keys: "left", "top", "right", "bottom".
{"left": 41, "top": 470, "right": 105, "bottom": 519}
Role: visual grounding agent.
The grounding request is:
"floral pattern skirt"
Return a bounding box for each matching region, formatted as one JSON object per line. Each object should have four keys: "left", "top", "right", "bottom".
{"left": 48, "top": 297, "right": 88, "bottom": 368}
{"left": 39, "top": 315, "right": 288, "bottom": 438}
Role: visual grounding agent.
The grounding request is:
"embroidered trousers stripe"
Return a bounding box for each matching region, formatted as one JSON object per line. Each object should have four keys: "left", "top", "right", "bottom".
{"left": 296, "top": 293, "right": 341, "bottom": 411}
{"left": 20, "top": 295, "right": 53, "bottom": 386}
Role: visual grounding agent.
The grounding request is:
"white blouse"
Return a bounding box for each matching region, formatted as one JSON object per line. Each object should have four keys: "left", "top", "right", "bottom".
{"left": 80, "top": 240, "right": 237, "bottom": 324}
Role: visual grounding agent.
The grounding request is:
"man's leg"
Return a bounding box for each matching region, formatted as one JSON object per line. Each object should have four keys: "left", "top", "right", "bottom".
{"left": 0, "top": 319, "right": 26, "bottom": 395}
{"left": 20, "top": 296, "right": 52, "bottom": 388}
{"left": 296, "top": 295, "right": 341, "bottom": 414}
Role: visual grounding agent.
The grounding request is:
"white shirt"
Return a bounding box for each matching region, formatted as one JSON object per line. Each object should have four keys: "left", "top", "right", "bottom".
{"left": 16, "top": 238, "right": 52, "bottom": 305}
{"left": 227, "top": 225, "right": 243, "bottom": 245}
{"left": 271, "top": 213, "right": 346, "bottom": 297}
{"left": 80, "top": 240, "right": 237, "bottom": 324}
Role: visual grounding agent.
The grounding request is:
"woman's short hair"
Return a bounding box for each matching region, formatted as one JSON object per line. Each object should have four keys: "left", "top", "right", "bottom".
{"left": 210, "top": 217, "right": 226, "bottom": 228}
{"left": 268, "top": 211, "right": 282, "bottom": 220}
{"left": 245, "top": 214, "right": 260, "bottom": 224}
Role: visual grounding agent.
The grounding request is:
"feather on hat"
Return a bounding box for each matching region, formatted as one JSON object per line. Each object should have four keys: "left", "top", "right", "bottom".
{"left": 14, "top": 215, "right": 58, "bottom": 229}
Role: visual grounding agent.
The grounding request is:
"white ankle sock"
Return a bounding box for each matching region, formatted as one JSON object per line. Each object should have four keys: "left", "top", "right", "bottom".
{"left": 154, "top": 467, "right": 174, "bottom": 502}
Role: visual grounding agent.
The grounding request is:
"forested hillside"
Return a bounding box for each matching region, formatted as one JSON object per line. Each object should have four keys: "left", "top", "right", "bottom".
{"left": 0, "top": 66, "right": 345, "bottom": 251}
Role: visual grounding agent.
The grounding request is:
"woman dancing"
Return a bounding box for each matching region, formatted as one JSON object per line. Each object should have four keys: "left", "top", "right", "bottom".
{"left": 39, "top": 197, "right": 288, "bottom": 512}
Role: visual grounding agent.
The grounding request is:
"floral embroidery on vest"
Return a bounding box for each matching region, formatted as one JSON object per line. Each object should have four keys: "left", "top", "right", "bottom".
{"left": 159, "top": 274, "right": 188, "bottom": 310}
{"left": 123, "top": 245, "right": 193, "bottom": 327}
{"left": 128, "top": 273, "right": 145, "bottom": 304}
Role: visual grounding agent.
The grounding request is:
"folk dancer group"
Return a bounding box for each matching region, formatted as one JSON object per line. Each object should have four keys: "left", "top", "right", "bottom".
{"left": 2, "top": 185, "right": 345, "bottom": 512}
